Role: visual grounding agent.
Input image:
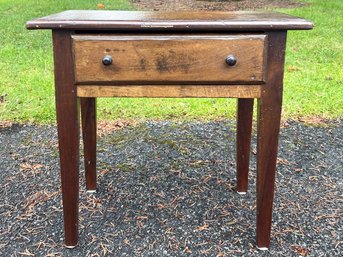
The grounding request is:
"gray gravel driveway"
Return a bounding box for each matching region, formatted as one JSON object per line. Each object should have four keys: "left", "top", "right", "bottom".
{"left": 0, "top": 120, "right": 342, "bottom": 256}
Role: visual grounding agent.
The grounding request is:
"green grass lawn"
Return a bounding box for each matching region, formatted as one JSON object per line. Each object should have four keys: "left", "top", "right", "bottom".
{"left": 0, "top": 0, "right": 342, "bottom": 124}
{"left": 281, "top": 0, "right": 343, "bottom": 119}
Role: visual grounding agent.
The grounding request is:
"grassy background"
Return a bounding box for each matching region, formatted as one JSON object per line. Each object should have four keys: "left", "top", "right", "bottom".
{"left": 0, "top": 0, "right": 342, "bottom": 124}
{"left": 281, "top": 0, "right": 343, "bottom": 119}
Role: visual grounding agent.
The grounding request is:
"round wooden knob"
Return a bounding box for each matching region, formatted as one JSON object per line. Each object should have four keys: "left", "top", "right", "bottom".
{"left": 102, "top": 55, "right": 113, "bottom": 66}
{"left": 225, "top": 55, "right": 237, "bottom": 66}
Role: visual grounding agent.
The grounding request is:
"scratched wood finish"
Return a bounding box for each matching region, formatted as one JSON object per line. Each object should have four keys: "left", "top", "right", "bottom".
{"left": 256, "top": 31, "right": 287, "bottom": 249}
{"left": 236, "top": 98, "right": 254, "bottom": 193}
{"left": 52, "top": 30, "right": 79, "bottom": 247}
{"left": 26, "top": 10, "right": 313, "bottom": 31}
{"left": 77, "top": 85, "right": 262, "bottom": 98}
{"left": 73, "top": 35, "right": 266, "bottom": 84}
{"left": 27, "top": 10, "right": 313, "bottom": 250}
{"left": 80, "top": 97, "right": 97, "bottom": 191}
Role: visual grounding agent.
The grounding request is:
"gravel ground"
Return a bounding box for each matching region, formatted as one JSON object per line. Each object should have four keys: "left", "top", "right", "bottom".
{"left": 0, "top": 119, "right": 342, "bottom": 256}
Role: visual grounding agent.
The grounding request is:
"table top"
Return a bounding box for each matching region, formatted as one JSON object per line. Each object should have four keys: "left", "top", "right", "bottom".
{"left": 26, "top": 10, "right": 313, "bottom": 31}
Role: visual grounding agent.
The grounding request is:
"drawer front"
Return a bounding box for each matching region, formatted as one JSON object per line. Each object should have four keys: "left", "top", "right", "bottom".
{"left": 73, "top": 35, "right": 266, "bottom": 84}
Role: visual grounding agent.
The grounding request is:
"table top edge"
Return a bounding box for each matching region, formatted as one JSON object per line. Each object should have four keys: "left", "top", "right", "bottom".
{"left": 26, "top": 10, "right": 314, "bottom": 31}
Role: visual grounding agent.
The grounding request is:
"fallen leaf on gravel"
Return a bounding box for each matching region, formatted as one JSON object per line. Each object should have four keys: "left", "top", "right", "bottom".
{"left": 100, "top": 242, "right": 112, "bottom": 255}
{"left": 45, "top": 253, "right": 64, "bottom": 257}
{"left": 20, "top": 162, "right": 43, "bottom": 172}
{"left": 295, "top": 168, "right": 303, "bottom": 173}
{"left": 197, "top": 223, "right": 209, "bottom": 231}
{"left": 97, "top": 120, "right": 134, "bottom": 136}
{"left": 277, "top": 158, "right": 290, "bottom": 165}
{"left": 298, "top": 116, "right": 332, "bottom": 127}
{"left": 309, "top": 176, "right": 318, "bottom": 181}
{"left": 216, "top": 252, "right": 224, "bottom": 257}
{"left": 202, "top": 174, "right": 212, "bottom": 183}
{"left": 217, "top": 240, "right": 224, "bottom": 257}
{"left": 0, "top": 120, "right": 12, "bottom": 128}
{"left": 183, "top": 246, "right": 192, "bottom": 253}
{"left": 24, "top": 191, "right": 58, "bottom": 213}
{"left": 291, "top": 245, "right": 310, "bottom": 256}
{"left": 136, "top": 216, "right": 148, "bottom": 220}
{"left": 190, "top": 160, "right": 210, "bottom": 167}
{"left": 18, "top": 249, "right": 35, "bottom": 256}
{"left": 226, "top": 220, "right": 237, "bottom": 226}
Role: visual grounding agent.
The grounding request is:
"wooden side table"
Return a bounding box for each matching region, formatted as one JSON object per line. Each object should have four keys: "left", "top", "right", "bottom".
{"left": 27, "top": 11, "right": 313, "bottom": 249}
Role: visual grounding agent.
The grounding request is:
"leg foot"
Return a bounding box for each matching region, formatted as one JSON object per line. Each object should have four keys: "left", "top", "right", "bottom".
{"left": 65, "top": 244, "right": 77, "bottom": 249}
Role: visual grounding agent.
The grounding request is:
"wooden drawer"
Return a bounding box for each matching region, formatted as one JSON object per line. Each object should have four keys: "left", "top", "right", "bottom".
{"left": 72, "top": 34, "right": 266, "bottom": 84}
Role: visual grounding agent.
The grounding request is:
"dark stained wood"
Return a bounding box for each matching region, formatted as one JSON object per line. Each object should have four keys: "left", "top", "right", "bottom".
{"left": 81, "top": 98, "right": 97, "bottom": 191}
{"left": 256, "top": 31, "right": 287, "bottom": 249}
{"left": 28, "top": 10, "right": 313, "bottom": 250}
{"left": 26, "top": 10, "right": 313, "bottom": 31}
{"left": 76, "top": 85, "right": 262, "bottom": 98}
{"left": 73, "top": 35, "right": 266, "bottom": 84}
{"left": 236, "top": 98, "right": 254, "bottom": 193}
{"left": 52, "top": 30, "right": 79, "bottom": 247}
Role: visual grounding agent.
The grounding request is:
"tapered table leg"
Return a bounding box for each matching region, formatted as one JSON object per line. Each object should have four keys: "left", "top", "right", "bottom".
{"left": 80, "top": 97, "right": 97, "bottom": 192}
{"left": 256, "top": 31, "right": 287, "bottom": 250}
{"left": 236, "top": 98, "right": 254, "bottom": 194}
{"left": 52, "top": 30, "right": 79, "bottom": 248}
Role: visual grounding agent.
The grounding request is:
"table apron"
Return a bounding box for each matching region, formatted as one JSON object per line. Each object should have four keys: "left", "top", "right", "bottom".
{"left": 76, "top": 85, "right": 262, "bottom": 98}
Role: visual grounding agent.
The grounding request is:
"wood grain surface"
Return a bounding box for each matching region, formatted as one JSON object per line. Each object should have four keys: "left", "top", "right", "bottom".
{"left": 27, "top": 10, "right": 313, "bottom": 249}
{"left": 80, "top": 97, "right": 97, "bottom": 191}
{"left": 52, "top": 30, "right": 80, "bottom": 247}
{"left": 26, "top": 10, "right": 313, "bottom": 31}
{"left": 77, "top": 85, "right": 262, "bottom": 98}
{"left": 73, "top": 35, "right": 266, "bottom": 84}
{"left": 256, "top": 31, "right": 287, "bottom": 249}
{"left": 236, "top": 98, "right": 254, "bottom": 193}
